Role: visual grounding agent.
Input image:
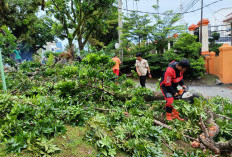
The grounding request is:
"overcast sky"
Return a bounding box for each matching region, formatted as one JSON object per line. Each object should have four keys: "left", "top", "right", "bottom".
{"left": 60, "top": 0, "right": 232, "bottom": 49}
{"left": 124, "top": 0, "right": 232, "bottom": 25}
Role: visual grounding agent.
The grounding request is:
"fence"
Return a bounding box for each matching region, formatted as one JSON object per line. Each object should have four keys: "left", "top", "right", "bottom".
{"left": 208, "top": 24, "right": 231, "bottom": 45}
{"left": 205, "top": 44, "right": 232, "bottom": 84}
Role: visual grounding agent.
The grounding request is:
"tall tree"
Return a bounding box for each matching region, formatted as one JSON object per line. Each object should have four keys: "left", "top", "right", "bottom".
{"left": 0, "top": 0, "right": 41, "bottom": 39}
{"left": 48, "top": 0, "right": 116, "bottom": 55}
{"left": 21, "top": 16, "right": 56, "bottom": 52}
{"left": 151, "top": 9, "right": 186, "bottom": 53}
{"left": 88, "top": 6, "right": 118, "bottom": 50}
{"left": 123, "top": 12, "right": 153, "bottom": 49}
{"left": 0, "top": 25, "right": 17, "bottom": 66}
{"left": 0, "top": 0, "right": 55, "bottom": 52}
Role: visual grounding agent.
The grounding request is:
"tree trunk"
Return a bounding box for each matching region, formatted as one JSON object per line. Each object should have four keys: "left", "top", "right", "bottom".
{"left": 33, "top": 44, "right": 37, "bottom": 54}
{"left": 191, "top": 109, "right": 232, "bottom": 154}
{"left": 78, "top": 37, "right": 84, "bottom": 51}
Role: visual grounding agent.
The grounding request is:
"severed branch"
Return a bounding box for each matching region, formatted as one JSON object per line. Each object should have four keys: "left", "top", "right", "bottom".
{"left": 191, "top": 109, "right": 232, "bottom": 154}
{"left": 154, "top": 119, "right": 199, "bottom": 142}
{"left": 215, "top": 140, "right": 232, "bottom": 152}
{"left": 199, "top": 136, "right": 220, "bottom": 154}
{"left": 9, "top": 98, "right": 39, "bottom": 108}
{"left": 214, "top": 113, "right": 231, "bottom": 120}
{"left": 183, "top": 135, "right": 198, "bottom": 142}
{"left": 162, "top": 138, "right": 175, "bottom": 152}
{"left": 200, "top": 116, "right": 210, "bottom": 138}
{"left": 154, "top": 119, "right": 172, "bottom": 130}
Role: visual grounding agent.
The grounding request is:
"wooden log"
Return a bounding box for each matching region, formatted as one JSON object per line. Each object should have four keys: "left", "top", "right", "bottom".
{"left": 216, "top": 140, "right": 232, "bottom": 152}
{"left": 154, "top": 119, "right": 172, "bottom": 130}
{"left": 200, "top": 116, "right": 210, "bottom": 138}
{"left": 199, "top": 136, "right": 220, "bottom": 154}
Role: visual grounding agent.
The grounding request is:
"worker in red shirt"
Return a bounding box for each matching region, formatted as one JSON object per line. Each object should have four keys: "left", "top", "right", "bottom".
{"left": 160, "top": 59, "right": 190, "bottom": 121}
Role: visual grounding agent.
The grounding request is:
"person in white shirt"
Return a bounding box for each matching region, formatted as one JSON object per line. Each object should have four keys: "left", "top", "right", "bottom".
{"left": 135, "top": 53, "right": 152, "bottom": 87}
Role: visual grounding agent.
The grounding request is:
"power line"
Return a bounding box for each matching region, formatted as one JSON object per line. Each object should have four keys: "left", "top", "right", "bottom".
{"left": 117, "top": 0, "right": 223, "bottom": 15}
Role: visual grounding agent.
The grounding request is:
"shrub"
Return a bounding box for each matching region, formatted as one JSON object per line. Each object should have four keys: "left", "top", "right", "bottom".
{"left": 121, "top": 33, "right": 205, "bottom": 79}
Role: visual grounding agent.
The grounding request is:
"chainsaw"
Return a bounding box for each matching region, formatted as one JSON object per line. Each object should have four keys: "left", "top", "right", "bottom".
{"left": 174, "top": 86, "right": 200, "bottom": 103}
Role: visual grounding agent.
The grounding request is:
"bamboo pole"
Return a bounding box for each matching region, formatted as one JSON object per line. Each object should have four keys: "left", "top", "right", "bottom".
{"left": 0, "top": 48, "right": 6, "bottom": 91}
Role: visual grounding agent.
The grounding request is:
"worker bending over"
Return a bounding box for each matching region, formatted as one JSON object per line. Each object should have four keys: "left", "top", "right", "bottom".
{"left": 160, "top": 59, "right": 190, "bottom": 121}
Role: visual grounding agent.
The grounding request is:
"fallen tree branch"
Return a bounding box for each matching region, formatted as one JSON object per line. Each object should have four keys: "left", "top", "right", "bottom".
{"left": 215, "top": 113, "right": 231, "bottom": 120}
{"left": 9, "top": 98, "right": 39, "bottom": 108}
{"left": 183, "top": 135, "right": 198, "bottom": 142}
{"left": 162, "top": 138, "right": 175, "bottom": 152}
{"left": 154, "top": 119, "right": 199, "bottom": 142}
{"left": 199, "top": 135, "right": 220, "bottom": 154}
{"left": 154, "top": 119, "right": 172, "bottom": 130}
{"left": 191, "top": 109, "right": 232, "bottom": 154}
{"left": 215, "top": 140, "right": 232, "bottom": 152}
{"left": 200, "top": 116, "right": 210, "bottom": 138}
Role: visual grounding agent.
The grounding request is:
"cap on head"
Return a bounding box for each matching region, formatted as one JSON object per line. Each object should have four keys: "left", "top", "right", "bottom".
{"left": 178, "top": 59, "right": 190, "bottom": 69}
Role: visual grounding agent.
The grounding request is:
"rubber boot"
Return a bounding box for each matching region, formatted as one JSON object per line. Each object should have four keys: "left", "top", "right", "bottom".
{"left": 166, "top": 113, "right": 173, "bottom": 121}
{"left": 172, "top": 108, "right": 185, "bottom": 121}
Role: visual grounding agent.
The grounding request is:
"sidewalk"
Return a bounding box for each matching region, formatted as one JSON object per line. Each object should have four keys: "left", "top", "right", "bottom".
{"left": 137, "top": 81, "right": 232, "bottom": 101}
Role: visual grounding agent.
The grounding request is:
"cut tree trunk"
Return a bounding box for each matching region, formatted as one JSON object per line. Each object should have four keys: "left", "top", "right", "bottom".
{"left": 191, "top": 109, "right": 232, "bottom": 155}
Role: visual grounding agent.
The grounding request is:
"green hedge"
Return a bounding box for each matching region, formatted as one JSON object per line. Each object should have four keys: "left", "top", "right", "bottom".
{"left": 121, "top": 33, "right": 206, "bottom": 79}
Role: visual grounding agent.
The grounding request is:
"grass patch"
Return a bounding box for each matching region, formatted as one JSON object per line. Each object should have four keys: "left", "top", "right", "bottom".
{"left": 52, "top": 125, "right": 98, "bottom": 157}
{"left": 0, "top": 125, "right": 127, "bottom": 157}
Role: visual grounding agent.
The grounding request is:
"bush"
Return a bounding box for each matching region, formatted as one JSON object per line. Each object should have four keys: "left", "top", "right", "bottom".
{"left": 44, "top": 51, "right": 62, "bottom": 58}
{"left": 121, "top": 33, "right": 205, "bottom": 79}
{"left": 209, "top": 43, "right": 222, "bottom": 55}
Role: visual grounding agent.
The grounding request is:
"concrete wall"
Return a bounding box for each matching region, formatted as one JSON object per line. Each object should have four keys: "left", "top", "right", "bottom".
{"left": 206, "top": 44, "right": 232, "bottom": 84}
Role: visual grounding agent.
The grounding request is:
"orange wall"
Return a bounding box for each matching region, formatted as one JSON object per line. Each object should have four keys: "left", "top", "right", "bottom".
{"left": 205, "top": 44, "right": 232, "bottom": 84}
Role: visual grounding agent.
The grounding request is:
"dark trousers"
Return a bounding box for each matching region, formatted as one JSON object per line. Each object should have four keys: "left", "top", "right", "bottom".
{"left": 139, "top": 76, "right": 147, "bottom": 87}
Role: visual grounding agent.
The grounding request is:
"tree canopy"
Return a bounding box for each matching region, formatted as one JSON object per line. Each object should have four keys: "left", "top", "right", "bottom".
{"left": 48, "top": 0, "right": 116, "bottom": 54}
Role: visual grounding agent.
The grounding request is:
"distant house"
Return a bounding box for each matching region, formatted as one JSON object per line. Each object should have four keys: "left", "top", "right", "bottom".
{"left": 208, "top": 7, "right": 232, "bottom": 45}
{"left": 210, "top": 7, "right": 232, "bottom": 26}
{"left": 44, "top": 42, "right": 63, "bottom": 53}
{"left": 223, "top": 12, "right": 232, "bottom": 45}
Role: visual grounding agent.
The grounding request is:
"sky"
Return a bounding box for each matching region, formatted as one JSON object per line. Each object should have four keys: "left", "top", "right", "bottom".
{"left": 124, "top": 0, "right": 232, "bottom": 26}
{"left": 60, "top": 0, "right": 232, "bottom": 49}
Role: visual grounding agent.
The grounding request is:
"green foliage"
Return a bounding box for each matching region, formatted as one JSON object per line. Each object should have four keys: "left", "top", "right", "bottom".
{"left": 122, "top": 33, "right": 205, "bottom": 79}
{"left": 209, "top": 43, "right": 222, "bottom": 55}
{"left": 151, "top": 7, "right": 186, "bottom": 54}
{"left": 172, "top": 33, "right": 202, "bottom": 59}
{"left": 123, "top": 12, "right": 153, "bottom": 49}
{"left": 0, "top": 0, "right": 55, "bottom": 51}
{"left": 212, "top": 32, "right": 220, "bottom": 41}
{"left": 44, "top": 51, "right": 62, "bottom": 58}
{"left": 0, "top": 25, "right": 17, "bottom": 66}
{"left": 48, "top": 0, "right": 116, "bottom": 51}
{"left": 1, "top": 52, "right": 231, "bottom": 157}
{"left": 47, "top": 53, "right": 55, "bottom": 66}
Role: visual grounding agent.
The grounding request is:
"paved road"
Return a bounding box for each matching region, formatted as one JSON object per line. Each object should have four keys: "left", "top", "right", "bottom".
{"left": 142, "top": 82, "right": 232, "bottom": 101}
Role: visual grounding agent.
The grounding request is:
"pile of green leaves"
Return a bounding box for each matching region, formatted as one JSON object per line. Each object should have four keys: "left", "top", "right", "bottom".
{"left": 0, "top": 52, "right": 231, "bottom": 157}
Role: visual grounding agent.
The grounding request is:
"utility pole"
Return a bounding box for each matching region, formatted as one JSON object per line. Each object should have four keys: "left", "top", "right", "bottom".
{"left": 200, "top": 0, "right": 203, "bottom": 44}
{"left": 118, "top": 0, "right": 123, "bottom": 64}
{"left": 180, "top": 0, "right": 184, "bottom": 25}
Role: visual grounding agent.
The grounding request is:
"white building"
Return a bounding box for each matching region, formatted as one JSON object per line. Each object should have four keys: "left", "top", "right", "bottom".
{"left": 210, "top": 7, "right": 232, "bottom": 26}
{"left": 208, "top": 7, "right": 232, "bottom": 45}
